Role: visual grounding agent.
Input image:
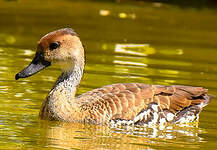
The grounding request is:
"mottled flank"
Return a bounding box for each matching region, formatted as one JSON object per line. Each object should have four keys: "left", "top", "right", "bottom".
{"left": 15, "top": 28, "right": 212, "bottom": 126}
{"left": 76, "top": 83, "right": 211, "bottom": 125}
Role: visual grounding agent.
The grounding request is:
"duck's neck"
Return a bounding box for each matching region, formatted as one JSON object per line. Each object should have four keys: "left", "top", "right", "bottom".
{"left": 54, "top": 62, "right": 84, "bottom": 95}
{"left": 40, "top": 59, "right": 85, "bottom": 121}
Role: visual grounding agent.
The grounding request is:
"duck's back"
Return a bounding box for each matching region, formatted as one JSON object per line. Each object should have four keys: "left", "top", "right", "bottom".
{"left": 77, "top": 83, "right": 211, "bottom": 125}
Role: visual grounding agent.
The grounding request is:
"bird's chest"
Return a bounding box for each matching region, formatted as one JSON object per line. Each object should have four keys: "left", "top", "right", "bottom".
{"left": 39, "top": 88, "right": 82, "bottom": 122}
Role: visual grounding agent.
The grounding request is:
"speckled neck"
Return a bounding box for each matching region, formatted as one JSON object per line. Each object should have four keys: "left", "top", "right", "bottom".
{"left": 39, "top": 60, "right": 85, "bottom": 121}
{"left": 53, "top": 63, "right": 84, "bottom": 93}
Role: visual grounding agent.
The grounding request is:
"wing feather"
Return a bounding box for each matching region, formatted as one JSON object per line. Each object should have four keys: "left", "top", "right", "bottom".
{"left": 77, "top": 83, "right": 210, "bottom": 124}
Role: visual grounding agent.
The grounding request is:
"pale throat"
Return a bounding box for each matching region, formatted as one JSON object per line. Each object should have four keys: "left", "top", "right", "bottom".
{"left": 52, "top": 59, "right": 84, "bottom": 95}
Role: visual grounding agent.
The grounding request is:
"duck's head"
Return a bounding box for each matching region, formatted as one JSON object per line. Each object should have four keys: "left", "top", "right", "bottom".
{"left": 15, "top": 28, "right": 85, "bottom": 80}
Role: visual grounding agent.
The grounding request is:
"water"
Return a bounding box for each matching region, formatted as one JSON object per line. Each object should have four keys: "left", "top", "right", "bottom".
{"left": 0, "top": 0, "right": 217, "bottom": 149}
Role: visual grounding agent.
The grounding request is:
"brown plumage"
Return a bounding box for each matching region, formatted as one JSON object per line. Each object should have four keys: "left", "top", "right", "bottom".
{"left": 15, "top": 28, "right": 212, "bottom": 125}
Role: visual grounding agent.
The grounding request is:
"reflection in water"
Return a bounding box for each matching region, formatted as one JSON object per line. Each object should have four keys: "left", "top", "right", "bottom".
{"left": 114, "top": 58, "right": 147, "bottom": 67}
{"left": 115, "top": 43, "right": 155, "bottom": 56}
{"left": 41, "top": 121, "right": 203, "bottom": 150}
{"left": 111, "top": 123, "right": 202, "bottom": 140}
{"left": 112, "top": 43, "right": 192, "bottom": 85}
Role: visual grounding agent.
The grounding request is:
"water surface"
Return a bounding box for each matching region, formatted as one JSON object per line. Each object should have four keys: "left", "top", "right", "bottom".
{"left": 0, "top": 0, "right": 217, "bottom": 149}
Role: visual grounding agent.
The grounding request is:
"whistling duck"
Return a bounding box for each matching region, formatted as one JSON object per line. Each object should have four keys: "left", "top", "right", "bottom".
{"left": 15, "top": 28, "right": 212, "bottom": 125}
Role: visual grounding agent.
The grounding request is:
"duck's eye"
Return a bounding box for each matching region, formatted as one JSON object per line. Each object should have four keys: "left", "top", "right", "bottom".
{"left": 49, "top": 42, "right": 60, "bottom": 51}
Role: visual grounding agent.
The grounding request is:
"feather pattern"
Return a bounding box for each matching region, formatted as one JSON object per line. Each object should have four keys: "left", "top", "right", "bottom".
{"left": 75, "top": 83, "right": 211, "bottom": 125}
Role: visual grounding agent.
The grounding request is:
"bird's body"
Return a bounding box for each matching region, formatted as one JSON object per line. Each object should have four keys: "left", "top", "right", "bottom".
{"left": 15, "top": 28, "right": 212, "bottom": 126}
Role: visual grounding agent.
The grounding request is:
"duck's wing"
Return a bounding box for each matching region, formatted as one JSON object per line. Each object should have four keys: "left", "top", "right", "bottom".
{"left": 77, "top": 83, "right": 212, "bottom": 124}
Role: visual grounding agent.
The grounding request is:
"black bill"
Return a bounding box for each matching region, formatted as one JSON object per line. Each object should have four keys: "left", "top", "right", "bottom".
{"left": 15, "top": 52, "right": 51, "bottom": 80}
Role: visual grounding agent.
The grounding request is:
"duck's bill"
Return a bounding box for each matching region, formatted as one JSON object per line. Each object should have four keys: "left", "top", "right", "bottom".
{"left": 15, "top": 53, "right": 51, "bottom": 80}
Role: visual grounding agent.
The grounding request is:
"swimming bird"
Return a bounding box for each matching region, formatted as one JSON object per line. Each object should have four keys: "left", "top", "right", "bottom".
{"left": 15, "top": 28, "right": 212, "bottom": 125}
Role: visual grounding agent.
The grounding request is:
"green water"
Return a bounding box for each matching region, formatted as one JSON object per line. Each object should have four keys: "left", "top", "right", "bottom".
{"left": 0, "top": 0, "right": 217, "bottom": 149}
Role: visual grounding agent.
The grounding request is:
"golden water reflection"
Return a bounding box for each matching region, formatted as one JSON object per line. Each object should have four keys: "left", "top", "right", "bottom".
{"left": 41, "top": 121, "right": 204, "bottom": 150}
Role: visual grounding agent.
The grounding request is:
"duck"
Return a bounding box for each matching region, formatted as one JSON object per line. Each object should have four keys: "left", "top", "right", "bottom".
{"left": 15, "top": 28, "right": 212, "bottom": 126}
